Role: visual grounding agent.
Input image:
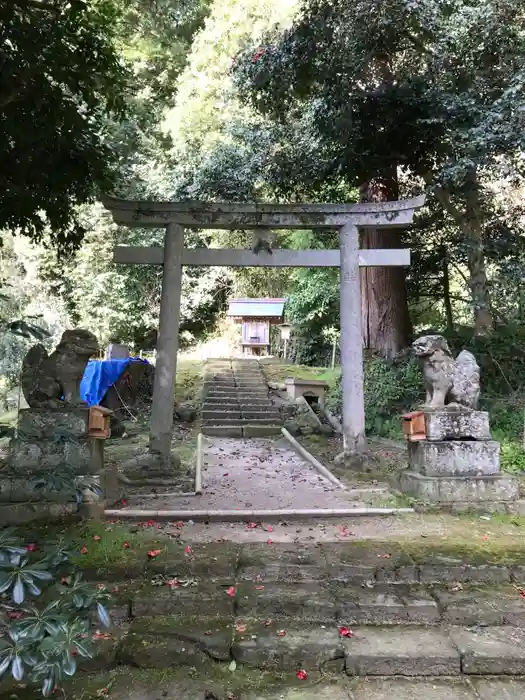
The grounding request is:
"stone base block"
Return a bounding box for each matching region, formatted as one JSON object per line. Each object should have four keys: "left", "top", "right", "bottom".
{"left": 399, "top": 470, "right": 519, "bottom": 504}
{"left": 17, "top": 407, "right": 89, "bottom": 439}
{"left": 9, "top": 437, "right": 102, "bottom": 474}
{"left": 424, "top": 409, "right": 491, "bottom": 441}
{"left": 408, "top": 439, "right": 500, "bottom": 476}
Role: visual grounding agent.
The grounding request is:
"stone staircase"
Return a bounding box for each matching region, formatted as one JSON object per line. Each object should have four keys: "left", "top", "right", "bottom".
{"left": 98, "top": 537, "right": 525, "bottom": 682}
{"left": 200, "top": 358, "right": 282, "bottom": 437}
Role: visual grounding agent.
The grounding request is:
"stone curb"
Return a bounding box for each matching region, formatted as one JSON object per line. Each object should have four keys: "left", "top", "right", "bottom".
{"left": 281, "top": 427, "right": 347, "bottom": 490}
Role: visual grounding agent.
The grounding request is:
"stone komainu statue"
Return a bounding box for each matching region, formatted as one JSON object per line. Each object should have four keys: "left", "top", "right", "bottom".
{"left": 21, "top": 329, "right": 99, "bottom": 408}
{"left": 411, "top": 334, "right": 480, "bottom": 410}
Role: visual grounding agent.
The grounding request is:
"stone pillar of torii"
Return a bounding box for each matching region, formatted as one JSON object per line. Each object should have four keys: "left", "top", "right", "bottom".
{"left": 102, "top": 196, "right": 425, "bottom": 468}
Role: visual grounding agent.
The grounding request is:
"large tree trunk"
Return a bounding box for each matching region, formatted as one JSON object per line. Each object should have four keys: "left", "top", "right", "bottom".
{"left": 359, "top": 173, "right": 412, "bottom": 358}
{"left": 464, "top": 188, "right": 493, "bottom": 334}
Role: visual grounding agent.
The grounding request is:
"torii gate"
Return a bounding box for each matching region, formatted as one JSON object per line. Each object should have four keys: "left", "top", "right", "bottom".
{"left": 102, "top": 196, "right": 425, "bottom": 465}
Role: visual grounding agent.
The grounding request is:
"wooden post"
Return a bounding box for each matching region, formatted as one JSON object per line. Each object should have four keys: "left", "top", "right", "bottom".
{"left": 149, "top": 223, "right": 184, "bottom": 460}
{"left": 339, "top": 223, "right": 367, "bottom": 454}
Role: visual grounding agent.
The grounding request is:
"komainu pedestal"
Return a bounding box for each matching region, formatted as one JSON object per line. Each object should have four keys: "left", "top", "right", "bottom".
{"left": 400, "top": 335, "right": 519, "bottom": 510}
{"left": 1, "top": 407, "right": 114, "bottom": 522}
{"left": 400, "top": 408, "right": 519, "bottom": 509}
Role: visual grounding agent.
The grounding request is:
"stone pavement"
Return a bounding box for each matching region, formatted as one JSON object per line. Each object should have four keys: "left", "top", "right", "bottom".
{"left": 134, "top": 435, "right": 368, "bottom": 510}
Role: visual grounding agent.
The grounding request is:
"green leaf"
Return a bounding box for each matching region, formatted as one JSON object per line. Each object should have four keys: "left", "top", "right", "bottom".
{"left": 97, "top": 603, "right": 111, "bottom": 628}
{"left": 63, "top": 656, "right": 76, "bottom": 677}
{"left": 13, "top": 578, "right": 25, "bottom": 604}
{"left": 42, "top": 677, "right": 54, "bottom": 698}
{"left": 11, "top": 656, "right": 23, "bottom": 681}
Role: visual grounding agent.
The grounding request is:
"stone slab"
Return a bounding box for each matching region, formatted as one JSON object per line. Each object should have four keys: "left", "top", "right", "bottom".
{"left": 351, "top": 678, "right": 475, "bottom": 700}
{"left": 232, "top": 623, "right": 343, "bottom": 670}
{"left": 424, "top": 409, "right": 491, "bottom": 441}
{"left": 201, "top": 410, "right": 241, "bottom": 419}
{"left": 450, "top": 626, "right": 525, "bottom": 674}
{"left": 399, "top": 471, "right": 519, "bottom": 503}
{"left": 344, "top": 627, "right": 460, "bottom": 675}
{"left": 434, "top": 586, "right": 525, "bottom": 626}
{"left": 132, "top": 583, "right": 234, "bottom": 618}
{"left": 408, "top": 440, "right": 500, "bottom": 476}
{"left": 236, "top": 582, "right": 337, "bottom": 622}
{"left": 321, "top": 542, "right": 417, "bottom": 584}
{"left": 238, "top": 542, "right": 328, "bottom": 583}
{"left": 472, "top": 678, "right": 525, "bottom": 700}
{"left": 334, "top": 586, "right": 439, "bottom": 625}
{"left": 17, "top": 407, "right": 89, "bottom": 439}
{"left": 9, "top": 438, "right": 99, "bottom": 474}
{"left": 201, "top": 426, "right": 243, "bottom": 437}
{"left": 243, "top": 425, "right": 282, "bottom": 437}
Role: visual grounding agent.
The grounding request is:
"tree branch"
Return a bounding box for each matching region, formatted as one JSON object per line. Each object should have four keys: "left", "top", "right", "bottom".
{"left": 423, "top": 172, "right": 465, "bottom": 226}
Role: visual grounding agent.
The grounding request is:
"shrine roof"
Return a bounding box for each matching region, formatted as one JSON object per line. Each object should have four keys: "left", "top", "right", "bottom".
{"left": 227, "top": 298, "right": 286, "bottom": 318}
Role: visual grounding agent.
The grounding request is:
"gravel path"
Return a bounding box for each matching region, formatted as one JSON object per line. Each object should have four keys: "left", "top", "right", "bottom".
{"left": 134, "top": 436, "right": 363, "bottom": 511}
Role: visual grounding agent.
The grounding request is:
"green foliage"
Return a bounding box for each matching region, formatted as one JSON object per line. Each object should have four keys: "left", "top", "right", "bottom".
{"left": 0, "top": 529, "right": 111, "bottom": 696}
{"left": 326, "top": 355, "right": 423, "bottom": 435}
{"left": 1, "top": 0, "right": 130, "bottom": 250}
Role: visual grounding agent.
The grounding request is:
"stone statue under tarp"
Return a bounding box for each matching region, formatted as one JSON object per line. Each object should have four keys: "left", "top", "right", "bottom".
{"left": 2, "top": 329, "right": 118, "bottom": 521}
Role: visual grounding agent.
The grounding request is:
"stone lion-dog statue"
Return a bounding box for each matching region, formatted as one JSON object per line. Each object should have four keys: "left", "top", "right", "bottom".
{"left": 21, "top": 329, "right": 99, "bottom": 408}
{"left": 411, "top": 334, "right": 480, "bottom": 410}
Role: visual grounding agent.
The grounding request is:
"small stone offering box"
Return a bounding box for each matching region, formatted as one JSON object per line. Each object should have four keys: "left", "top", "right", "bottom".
{"left": 285, "top": 377, "right": 329, "bottom": 408}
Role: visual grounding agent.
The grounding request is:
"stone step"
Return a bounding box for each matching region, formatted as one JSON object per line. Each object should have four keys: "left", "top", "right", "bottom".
{"left": 117, "top": 617, "right": 525, "bottom": 676}
{"left": 202, "top": 417, "right": 282, "bottom": 427}
{"left": 202, "top": 424, "right": 282, "bottom": 437}
{"left": 241, "top": 411, "right": 281, "bottom": 420}
{"left": 202, "top": 410, "right": 242, "bottom": 420}
{"left": 205, "top": 392, "right": 269, "bottom": 401}
{"left": 127, "top": 578, "right": 525, "bottom": 628}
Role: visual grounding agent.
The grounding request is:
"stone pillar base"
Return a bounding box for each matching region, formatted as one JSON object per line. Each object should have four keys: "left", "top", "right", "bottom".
{"left": 5, "top": 407, "right": 111, "bottom": 520}
{"left": 399, "top": 471, "right": 519, "bottom": 505}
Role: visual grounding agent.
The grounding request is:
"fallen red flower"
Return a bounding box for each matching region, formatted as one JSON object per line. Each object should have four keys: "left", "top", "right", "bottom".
{"left": 80, "top": 546, "right": 88, "bottom": 555}
{"left": 185, "top": 545, "right": 193, "bottom": 554}
{"left": 338, "top": 626, "right": 353, "bottom": 638}
{"left": 246, "top": 522, "right": 257, "bottom": 529}
{"left": 296, "top": 669, "right": 307, "bottom": 680}
{"left": 121, "top": 499, "right": 127, "bottom": 507}
{"left": 226, "top": 586, "right": 237, "bottom": 597}
{"left": 147, "top": 549, "right": 161, "bottom": 559}
{"left": 277, "top": 629, "right": 286, "bottom": 637}
{"left": 93, "top": 536, "right": 101, "bottom": 542}
{"left": 266, "top": 525, "right": 274, "bottom": 532}
{"left": 25, "top": 543, "right": 37, "bottom": 552}
{"left": 123, "top": 541, "right": 130, "bottom": 549}
{"left": 7, "top": 611, "right": 24, "bottom": 620}
{"left": 267, "top": 539, "right": 273, "bottom": 544}
{"left": 166, "top": 578, "right": 178, "bottom": 589}
{"left": 176, "top": 521, "right": 184, "bottom": 528}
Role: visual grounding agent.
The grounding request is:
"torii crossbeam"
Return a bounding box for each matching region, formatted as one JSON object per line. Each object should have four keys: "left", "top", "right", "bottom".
{"left": 102, "top": 195, "right": 425, "bottom": 466}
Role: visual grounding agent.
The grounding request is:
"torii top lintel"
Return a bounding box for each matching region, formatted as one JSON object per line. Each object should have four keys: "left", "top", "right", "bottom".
{"left": 101, "top": 195, "right": 425, "bottom": 230}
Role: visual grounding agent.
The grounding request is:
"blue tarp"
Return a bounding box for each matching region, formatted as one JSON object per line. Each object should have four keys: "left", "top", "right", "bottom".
{"left": 80, "top": 358, "right": 148, "bottom": 407}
